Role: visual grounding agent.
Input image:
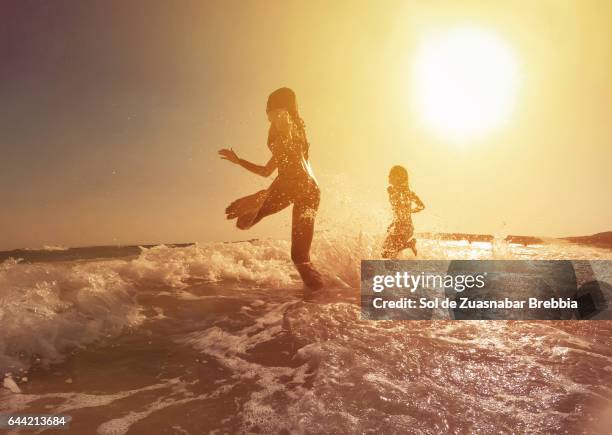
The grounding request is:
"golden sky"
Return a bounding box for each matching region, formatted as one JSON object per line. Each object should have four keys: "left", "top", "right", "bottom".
{"left": 1, "top": 0, "right": 610, "bottom": 249}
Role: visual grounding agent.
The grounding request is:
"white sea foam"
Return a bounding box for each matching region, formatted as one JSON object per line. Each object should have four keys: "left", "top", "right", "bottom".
{"left": 22, "top": 245, "right": 69, "bottom": 251}
{"left": 0, "top": 259, "right": 144, "bottom": 373}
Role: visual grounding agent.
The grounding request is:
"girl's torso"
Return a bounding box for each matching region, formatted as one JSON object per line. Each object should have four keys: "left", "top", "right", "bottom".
{"left": 389, "top": 185, "right": 415, "bottom": 223}
{"left": 268, "top": 117, "right": 318, "bottom": 187}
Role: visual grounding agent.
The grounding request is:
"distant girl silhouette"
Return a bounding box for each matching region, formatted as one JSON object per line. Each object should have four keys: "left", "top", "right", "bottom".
{"left": 219, "top": 87, "right": 323, "bottom": 289}
{"left": 381, "top": 165, "right": 425, "bottom": 258}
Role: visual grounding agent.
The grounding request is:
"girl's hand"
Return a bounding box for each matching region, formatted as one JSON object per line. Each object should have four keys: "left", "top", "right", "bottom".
{"left": 218, "top": 148, "right": 240, "bottom": 164}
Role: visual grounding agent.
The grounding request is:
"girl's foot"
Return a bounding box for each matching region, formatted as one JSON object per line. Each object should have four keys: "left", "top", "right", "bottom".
{"left": 295, "top": 262, "right": 325, "bottom": 290}
{"left": 409, "top": 239, "right": 418, "bottom": 256}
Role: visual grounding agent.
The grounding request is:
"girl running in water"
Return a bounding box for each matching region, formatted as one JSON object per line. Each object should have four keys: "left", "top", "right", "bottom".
{"left": 381, "top": 165, "right": 425, "bottom": 259}
{"left": 218, "top": 87, "right": 324, "bottom": 290}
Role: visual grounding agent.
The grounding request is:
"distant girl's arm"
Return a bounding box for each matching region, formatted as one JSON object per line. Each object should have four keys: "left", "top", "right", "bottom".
{"left": 218, "top": 148, "right": 277, "bottom": 177}
{"left": 411, "top": 193, "right": 425, "bottom": 213}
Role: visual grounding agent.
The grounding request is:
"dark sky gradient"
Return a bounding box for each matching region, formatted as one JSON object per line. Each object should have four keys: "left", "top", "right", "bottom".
{"left": 1, "top": 1, "right": 283, "bottom": 249}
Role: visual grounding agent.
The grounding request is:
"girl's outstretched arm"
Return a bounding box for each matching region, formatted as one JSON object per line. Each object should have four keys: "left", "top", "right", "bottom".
{"left": 411, "top": 193, "right": 425, "bottom": 213}
{"left": 218, "top": 148, "right": 277, "bottom": 177}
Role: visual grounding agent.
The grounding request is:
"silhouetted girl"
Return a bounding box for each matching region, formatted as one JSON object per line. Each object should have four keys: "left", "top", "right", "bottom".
{"left": 219, "top": 87, "right": 323, "bottom": 289}
{"left": 381, "top": 165, "right": 425, "bottom": 258}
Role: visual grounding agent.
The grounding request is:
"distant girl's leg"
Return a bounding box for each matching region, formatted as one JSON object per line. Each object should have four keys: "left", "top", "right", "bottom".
{"left": 381, "top": 240, "right": 399, "bottom": 259}
{"left": 381, "top": 224, "right": 399, "bottom": 259}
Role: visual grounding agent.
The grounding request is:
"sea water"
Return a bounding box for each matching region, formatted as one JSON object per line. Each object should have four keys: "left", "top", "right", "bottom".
{"left": 1, "top": 237, "right": 611, "bottom": 434}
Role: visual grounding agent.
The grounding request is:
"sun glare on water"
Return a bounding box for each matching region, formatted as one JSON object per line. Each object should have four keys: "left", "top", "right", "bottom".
{"left": 413, "top": 28, "right": 521, "bottom": 144}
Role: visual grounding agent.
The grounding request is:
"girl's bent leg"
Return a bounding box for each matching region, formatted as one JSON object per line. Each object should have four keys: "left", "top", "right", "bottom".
{"left": 249, "top": 185, "right": 291, "bottom": 228}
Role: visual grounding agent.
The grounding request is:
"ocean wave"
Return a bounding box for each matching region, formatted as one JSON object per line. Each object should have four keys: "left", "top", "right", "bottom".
{"left": 1, "top": 237, "right": 610, "bottom": 376}
{"left": 0, "top": 258, "right": 143, "bottom": 373}
{"left": 0, "top": 241, "right": 310, "bottom": 374}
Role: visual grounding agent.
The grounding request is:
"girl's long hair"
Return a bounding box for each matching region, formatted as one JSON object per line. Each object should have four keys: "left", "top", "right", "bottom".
{"left": 389, "top": 165, "right": 409, "bottom": 187}
{"left": 266, "top": 87, "right": 309, "bottom": 153}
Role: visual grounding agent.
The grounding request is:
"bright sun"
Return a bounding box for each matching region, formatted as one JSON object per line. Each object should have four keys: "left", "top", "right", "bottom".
{"left": 413, "top": 28, "right": 521, "bottom": 143}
